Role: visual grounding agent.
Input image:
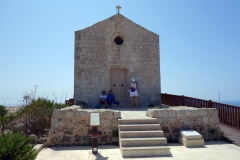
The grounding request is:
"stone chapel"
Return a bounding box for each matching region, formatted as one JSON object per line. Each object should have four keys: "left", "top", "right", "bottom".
{"left": 74, "top": 10, "right": 161, "bottom": 106}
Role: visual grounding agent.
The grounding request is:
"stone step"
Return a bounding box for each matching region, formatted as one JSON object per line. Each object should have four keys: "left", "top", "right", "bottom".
{"left": 119, "top": 130, "right": 164, "bottom": 138}
{"left": 121, "top": 146, "right": 171, "bottom": 157}
{"left": 178, "top": 137, "right": 204, "bottom": 148}
{"left": 118, "top": 118, "right": 158, "bottom": 125}
{"left": 179, "top": 130, "right": 204, "bottom": 147}
{"left": 121, "top": 137, "right": 167, "bottom": 147}
{"left": 118, "top": 118, "right": 170, "bottom": 157}
{"left": 119, "top": 124, "right": 160, "bottom": 131}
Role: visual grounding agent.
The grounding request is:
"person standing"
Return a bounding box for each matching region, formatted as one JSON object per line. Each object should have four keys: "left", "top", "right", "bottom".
{"left": 129, "top": 78, "right": 139, "bottom": 109}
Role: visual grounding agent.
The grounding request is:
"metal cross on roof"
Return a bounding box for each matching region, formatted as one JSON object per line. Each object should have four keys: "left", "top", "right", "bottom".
{"left": 116, "top": 5, "right": 121, "bottom": 14}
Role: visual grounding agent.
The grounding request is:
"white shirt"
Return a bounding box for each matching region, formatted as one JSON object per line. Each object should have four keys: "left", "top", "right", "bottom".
{"left": 130, "top": 82, "right": 137, "bottom": 89}
{"left": 100, "top": 95, "right": 107, "bottom": 101}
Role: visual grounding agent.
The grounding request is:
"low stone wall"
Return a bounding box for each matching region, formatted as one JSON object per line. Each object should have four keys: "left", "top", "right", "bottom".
{"left": 147, "top": 107, "right": 222, "bottom": 142}
{"left": 45, "top": 106, "right": 121, "bottom": 146}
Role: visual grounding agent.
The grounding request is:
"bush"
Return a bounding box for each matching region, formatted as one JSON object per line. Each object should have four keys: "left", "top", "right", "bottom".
{"left": 112, "top": 128, "right": 119, "bottom": 137}
{"left": 20, "top": 98, "right": 67, "bottom": 136}
{"left": 154, "top": 106, "right": 162, "bottom": 109}
{"left": 0, "top": 105, "right": 15, "bottom": 133}
{"left": 1, "top": 98, "right": 67, "bottom": 138}
{"left": 0, "top": 132, "right": 38, "bottom": 160}
{"left": 1, "top": 114, "right": 15, "bottom": 133}
{"left": 0, "top": 105, "right": 8, "bottom": 118}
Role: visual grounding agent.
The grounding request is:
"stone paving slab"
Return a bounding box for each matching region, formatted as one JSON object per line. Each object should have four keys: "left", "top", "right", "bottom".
{"left": 219, "top": 123, "right": 240, "bottom": 146}
{"left": 110, "top": 107, "right": 151, "bottom": 119}
{"left": 36, "top": 141, "right": 240, "bottom": 160}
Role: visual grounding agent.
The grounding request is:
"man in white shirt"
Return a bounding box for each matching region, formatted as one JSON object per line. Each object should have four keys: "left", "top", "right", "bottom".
{"left": 99, "top": 91, "right": 107, "bottom": 108}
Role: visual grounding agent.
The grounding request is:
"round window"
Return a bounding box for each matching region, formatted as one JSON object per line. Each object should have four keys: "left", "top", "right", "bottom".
{"left": 114, "top": 36, "right": 124, "bottom": 45}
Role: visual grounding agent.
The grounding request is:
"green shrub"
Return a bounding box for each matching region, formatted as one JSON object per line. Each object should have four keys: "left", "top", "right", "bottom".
{"left": 1, "top": 114, "right": 15, "bottom": 133}
{"left": 0, "top": 132, "right": 38, "bottom": 160}
{"left": 112, "top": 128, "right": 119, "bottom": 137}
{"left": 17, "top": 98, "right": 67, "bottom": 136}
{"left": 0, "top": 105, "right": 8, "bottom": 118}
{"left": 154, "top": 106, "right": 162, "bottom": 109}
{"left": 1, "top": 98, "right": 68, "bottom": 137}
{"left": 0, "top": 105, "right": 15, "bottom": 133}
{"left": 0, "top": 105, "right": 7, "bottom": 133}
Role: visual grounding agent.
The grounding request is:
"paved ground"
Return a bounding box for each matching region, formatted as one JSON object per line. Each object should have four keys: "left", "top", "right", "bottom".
{"left": 114, "top": 107, "right": 151, "bottom": 119}
{"left": 36, "top": 141, "right": 240, "bottom": 160}
{"left": 219, "top": 123, "right": 240, "bottom": 146}
{"left": 36, "top": 107, "right": 240, "bottom": 160}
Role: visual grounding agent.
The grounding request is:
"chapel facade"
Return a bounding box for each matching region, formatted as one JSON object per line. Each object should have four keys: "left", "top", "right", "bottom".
{"left": 74, "top": 13, "right": 161, "bottom": 106}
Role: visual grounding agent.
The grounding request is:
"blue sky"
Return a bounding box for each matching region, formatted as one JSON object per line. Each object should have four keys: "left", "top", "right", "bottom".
{"left": 0, "top": 0, "right": 240, "bottom": 106}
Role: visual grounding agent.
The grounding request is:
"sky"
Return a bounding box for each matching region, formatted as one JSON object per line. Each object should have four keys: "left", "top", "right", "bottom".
{"left": 0, "top": 0, "right": 240, "bottom": 106}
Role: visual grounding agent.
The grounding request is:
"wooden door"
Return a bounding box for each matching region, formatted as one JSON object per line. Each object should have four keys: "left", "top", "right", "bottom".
{"left": 110, "top": 69, "right": 127, "bottom": 102}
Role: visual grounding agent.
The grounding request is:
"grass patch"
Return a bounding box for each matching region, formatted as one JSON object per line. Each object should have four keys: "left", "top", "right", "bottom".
{"left": 154, "top": 106, "right": 162, "bottom": 109}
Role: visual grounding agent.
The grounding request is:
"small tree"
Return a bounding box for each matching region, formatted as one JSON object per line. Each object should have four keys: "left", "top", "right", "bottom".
{"left": 0, "top": 105, "right": 8, "bottom": 117}
{"left": 0, "top": 105, "right": 8, "bottom": 133}
{"left": 20, "top": 98, "right": 67, "bottom": 136}
{"left": 0, "top": 132, "right": 38, "bottom": 160}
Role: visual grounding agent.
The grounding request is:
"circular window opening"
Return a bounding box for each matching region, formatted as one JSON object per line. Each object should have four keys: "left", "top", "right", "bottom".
{"left": 114, "top": 36, "right": 124, "bottom": 45}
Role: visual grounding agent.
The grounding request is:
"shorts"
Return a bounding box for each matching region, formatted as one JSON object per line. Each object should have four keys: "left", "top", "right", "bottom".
{"left": 130, "top": 90, "right": 138, "bottom": 97}
{"left": 100, "top": 101, "right": 106, "bottom": 104}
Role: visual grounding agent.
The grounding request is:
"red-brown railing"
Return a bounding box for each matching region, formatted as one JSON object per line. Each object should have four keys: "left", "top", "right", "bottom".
{"left": 161, "top": 93, "right": 240, "bottom": 130}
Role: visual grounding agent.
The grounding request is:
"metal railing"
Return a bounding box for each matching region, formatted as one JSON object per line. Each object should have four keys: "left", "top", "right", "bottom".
{"left": 161, "top": 93, "right": 240, "bottom": 130}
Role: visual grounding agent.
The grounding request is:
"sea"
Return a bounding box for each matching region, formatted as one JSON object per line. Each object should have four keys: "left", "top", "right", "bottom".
{"left": 221, "top": 101, "right": 240, "bottom": 107}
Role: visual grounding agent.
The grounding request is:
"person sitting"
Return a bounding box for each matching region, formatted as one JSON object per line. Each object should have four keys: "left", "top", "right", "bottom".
{"left": 107, "top": 90, "right": 120, "bottom": 106}
{"left": 99, "top": 91, "right": 107, "bottom": 108}
{"left": 107, "top": 90, "right": 115, "bottom": 104}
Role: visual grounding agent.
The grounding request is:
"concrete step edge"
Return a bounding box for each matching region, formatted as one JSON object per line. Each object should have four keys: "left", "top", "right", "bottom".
{"left": 119, "top": 124, "right": 160, "bottom": 127}
{"left": 33, "top": 144, "right": 44, "bottom": 153}
{"left": 118, "top": 118, "right": 157, "bottom": 121}
{"left": 120, "top": 130, "right": 163, "bottom": 133}
{"left": 121, "top": 137, "right": 167, "bottom": 141}
{"left": 121, "top": 146, "right": 170, "bottom": 150}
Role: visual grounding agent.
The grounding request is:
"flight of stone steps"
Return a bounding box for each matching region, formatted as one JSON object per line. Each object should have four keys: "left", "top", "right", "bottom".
{"left": 118, "top": 118, "right": 171, "bottom": 157}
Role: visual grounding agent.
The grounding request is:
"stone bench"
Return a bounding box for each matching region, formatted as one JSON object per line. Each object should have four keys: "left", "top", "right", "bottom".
{"left": 178, "top": 130, "right": 204, "bottom": 147}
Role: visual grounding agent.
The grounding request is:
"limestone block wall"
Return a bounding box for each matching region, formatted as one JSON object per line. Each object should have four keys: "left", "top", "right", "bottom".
{"left": 147, "top": 107, "right": 221, "bottom": 142}
{"left": 74, "top": 14, "right": 161, "bottom": 106}
{"left": 45, "top": 106, "right": 121, "bottom": 146}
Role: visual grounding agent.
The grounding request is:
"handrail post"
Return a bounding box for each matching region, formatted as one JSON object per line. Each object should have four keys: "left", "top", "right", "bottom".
{"left": 165, "top": 93, "right": 167, "bottom": 105}
{"left": 182, "top": 95, "right": 184, "bottom": 106}
{"left": 208, "top": 100, "right": 212, "bottom": 108}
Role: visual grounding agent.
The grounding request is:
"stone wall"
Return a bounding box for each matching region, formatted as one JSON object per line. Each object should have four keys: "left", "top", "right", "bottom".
{"left": 74, "top": 13, "right": 161, "bottom": 106}
{"left": 45, "top": 106, "right": 121, "bottom": 146}
{"left": 147, "top": 107, "right": 222, "bottom": 142}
